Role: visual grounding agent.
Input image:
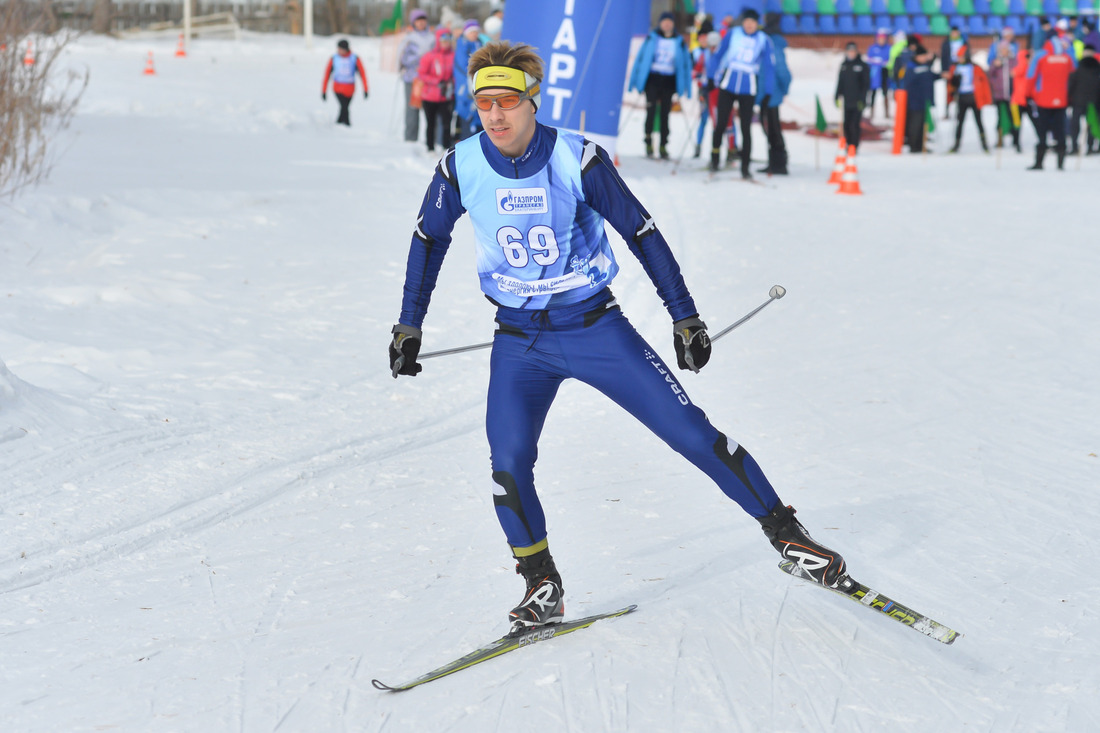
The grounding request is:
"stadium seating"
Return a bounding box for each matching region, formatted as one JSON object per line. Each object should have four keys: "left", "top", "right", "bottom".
{"left": 763, "top": 0, "right": 1078, "bottom": 39}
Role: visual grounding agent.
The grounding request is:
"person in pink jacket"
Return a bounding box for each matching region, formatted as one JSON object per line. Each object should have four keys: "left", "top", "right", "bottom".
{"left": 417, "top": 27, "right": 455, "bottom": 153}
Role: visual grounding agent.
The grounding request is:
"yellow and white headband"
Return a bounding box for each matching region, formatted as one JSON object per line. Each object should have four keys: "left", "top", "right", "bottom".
{"left": 470, "top": 65, "right": 541, "bottom": 111}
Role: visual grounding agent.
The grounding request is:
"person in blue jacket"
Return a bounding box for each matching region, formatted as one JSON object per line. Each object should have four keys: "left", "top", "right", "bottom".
{"left": 757, "top": 12, "right": 790, "bottom": 175}
{"left": 628, "top": 11, "right": 693, "bottom": 159}
{"left": 706, "top": 9, "right": 775, "bottom": 178}
{"left": 388, "top": 40, "right": 849, "bottom": 633}
{"left": 453, "top": 19, "right": 484, "bottom": 141}
{"left": 866, "top": 28, "right": 892, "bottom": 119}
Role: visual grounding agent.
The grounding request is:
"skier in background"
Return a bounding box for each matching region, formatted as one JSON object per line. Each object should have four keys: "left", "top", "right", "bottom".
{"left": 866, "top": 28, "right": 892, "bottom": 119}
{"left": 835, "top": 42, "right": 870, "bottom": 149}
{"left": 628, "top": 11, "right": 693, "bottom": 159}
{"left": 321, "top": 39, "right": 368, "bottom": 127}
{"left": 398, "top": 9, "right": 435, "bottom": 143}
{"left": 905, "top": 43, "right": 938, "bottom": 152}
{"left": 706, "top": 9, "right": 775, "bottom": 178}
{"left": 389, "top": 40, "right": 849, "bottom": 633}
{"left": 947, "top": 48, "right": 991, "bottom": 153}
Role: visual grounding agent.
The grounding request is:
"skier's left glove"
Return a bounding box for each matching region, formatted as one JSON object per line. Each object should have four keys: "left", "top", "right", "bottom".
{"left": 389, "top": 324, "right": 423, "bottom": 378}
{"left": 673, "top": 317, "right": 711, "bottom": 373}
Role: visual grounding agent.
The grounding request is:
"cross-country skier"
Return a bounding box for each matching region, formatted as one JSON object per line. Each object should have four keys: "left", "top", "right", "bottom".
{"left": 321, "top": 39, "right": 369, "bottom": 126}
{"left": 705, "top": 9, "right": 775, "bottom": 178}
{"left": 389, "top": 41, "right": 848, "bottom": 634}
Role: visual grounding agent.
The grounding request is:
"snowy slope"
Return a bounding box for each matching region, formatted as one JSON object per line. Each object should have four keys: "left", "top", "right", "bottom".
{"left": 2, "top": 33, "right": 1098, "bottom": 732}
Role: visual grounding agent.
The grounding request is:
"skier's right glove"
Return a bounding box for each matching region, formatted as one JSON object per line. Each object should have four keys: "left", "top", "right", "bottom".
{"left": 389, "top": 324, "right": 423, "bottom": 379}
{"left": 673, "top": 317, "right": 711, "bottom": 373}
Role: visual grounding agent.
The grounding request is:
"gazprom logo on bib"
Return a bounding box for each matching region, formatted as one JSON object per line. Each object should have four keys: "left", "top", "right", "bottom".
{"left": 497, "top": 188, "right": 548, "bottom": 215}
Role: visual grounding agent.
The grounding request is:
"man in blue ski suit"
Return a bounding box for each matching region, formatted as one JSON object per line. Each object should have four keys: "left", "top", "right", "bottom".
{"left": 389, "top": 41, "right": 848, "bottom": 634}
{"left": 706, "top": 9, "right": 775, "bottom": 178}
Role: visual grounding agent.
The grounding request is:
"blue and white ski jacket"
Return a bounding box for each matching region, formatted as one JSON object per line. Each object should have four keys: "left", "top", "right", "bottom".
{"left": 707, "top": 27, "right": 776, "bottom": 98}
{"left": 398, "top": 124, "right": 698, "bottom": 328}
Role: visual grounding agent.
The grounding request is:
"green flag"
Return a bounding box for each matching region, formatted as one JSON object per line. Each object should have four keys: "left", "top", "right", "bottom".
{"left": 815, "top": 94, "right": 827, "bottom": 133}
{"left": 925, "top": 102, "right": 935, "bottom": 134}
{"left": 1088, "top": 103, "right": 1100, "bottom": 141}
{"left": 379, "top": 0, "right": 403, "bottom": 34}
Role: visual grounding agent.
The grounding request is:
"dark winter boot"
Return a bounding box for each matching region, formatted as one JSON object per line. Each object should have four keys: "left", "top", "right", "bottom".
{"left": 709, "top": 148, "right": 721, "bottom": 172}
{"left": 508, "top": 548, "right": 564, "bottom": 633}
{"left": 1028, "top": 144, "right": 1046, "bottom": 170}
{"left": 758, "top": 504, "right": 847, "bottom": 589}
{"left": 659, "top": 144, "right": 669, "bottom": 160}
{"left": 693, "top": 143, "right": 701, "bottom": 159}
{"left": 645, "top": 135, "right": 654, "bottom": 158}
{"left": 1056, "top": 145, "right": 1066, "bottom": 170}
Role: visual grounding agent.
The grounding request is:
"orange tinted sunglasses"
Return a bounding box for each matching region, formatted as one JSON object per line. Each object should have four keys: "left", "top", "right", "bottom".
{"left": 473, "top": 91, "right": 533, "bottom": 111}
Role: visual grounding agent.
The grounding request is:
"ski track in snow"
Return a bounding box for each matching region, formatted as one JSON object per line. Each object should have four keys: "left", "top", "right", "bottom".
{"left": 1, "top": 32, "right": 1099, "bottom": 733}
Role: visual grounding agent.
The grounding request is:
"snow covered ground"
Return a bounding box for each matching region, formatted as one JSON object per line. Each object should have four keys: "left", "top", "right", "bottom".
{"left": 2, "top": 32, "right": 1098, "bottom": 732}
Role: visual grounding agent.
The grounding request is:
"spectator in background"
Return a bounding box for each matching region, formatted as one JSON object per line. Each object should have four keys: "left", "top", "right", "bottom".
{"left": 399, "top": 9, "right": 435, "bottom": 143}
{"left": 453, "top": 19, "right": 484, "bottom": 141}
{"left": 629, "top": 11, "right": 693, "bottom": 159}
{"left": 1026, "top": 22, "right": 1075, "bottom": 170}
{"left": 1068, "top": 43, "right": 1100, "bottom": 155}
{"left": 940, "top": 27, "right": 969, "bottom": 120}
{"left": 905, "top": 45, "right": 939, "bottom": 152}
{"left": 835, "top": 42, "right": 870, "bottom": 149}
{"left": 417, "top": 27, "right": 455, "bottom": 155}
{"left": 1083, "top": 19, "right": 1100, "bottom": 54}
{"left": 866, "top": 28, "right": 892, "bottom": 119}
{"left": 321, "top": 39, "right": 368, "bottom": 127}
{"left": 989, "top": 29, "right": 1022, "bottom": 152}
{"left": 758, "top": 12, "right": 790, "bottom": 175}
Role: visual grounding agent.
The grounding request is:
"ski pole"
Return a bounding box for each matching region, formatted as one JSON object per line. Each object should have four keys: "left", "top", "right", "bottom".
{"left": 409, "top": 285, "right": 786, "bottom": 363}
{"left": 710, "top": 285, "right": 786, "bottom": 343}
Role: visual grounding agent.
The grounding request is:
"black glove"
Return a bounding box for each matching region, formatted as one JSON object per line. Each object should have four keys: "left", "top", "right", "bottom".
{"left": 673, "top": 317, "right": 711, "bottom": 373}
{"left": 321, "top": 92, "right": 327, "bottom": 101}
{"left": 363, "top": 90, "right": 369, "bottom": 100}
{"left": 389, "top": 324, "right": 423, "bottom": 378}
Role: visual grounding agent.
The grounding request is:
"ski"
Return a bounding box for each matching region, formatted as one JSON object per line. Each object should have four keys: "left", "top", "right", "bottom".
{"left": 371, "top": 604, "right": 638, "bottom": 692}
{"left": 779, "top": 560, "right": 961, "bottom": 645}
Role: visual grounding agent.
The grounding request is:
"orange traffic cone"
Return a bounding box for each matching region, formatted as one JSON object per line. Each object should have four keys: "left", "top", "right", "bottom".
{"left": 827, "top": 136, "right": 847, "bottom": 184}
{"left": 143, "top": 51, "right": 156, "bottom": 75}
{"left": 836, "top": 145, "right": 863, "bottom": 196}
{"left": 23, "top": 39, "right": 35, "bottom": 67}
{"left": 174, "top": 33, "right": 187, "bottom": 58}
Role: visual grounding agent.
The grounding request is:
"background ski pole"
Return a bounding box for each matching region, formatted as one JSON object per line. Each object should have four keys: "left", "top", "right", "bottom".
{"left": 710, "top": 285, "right": 786, "bottom": 343}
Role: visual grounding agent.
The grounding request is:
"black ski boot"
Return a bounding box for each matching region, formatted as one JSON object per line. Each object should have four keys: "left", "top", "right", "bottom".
{"left": 508, "top": 548, "right": 564, "bottom": 633}
{"left": 659, "top": 144, "right": 670, "bottom": 160}
{"left": 758, "top": 504, "right": 847, "bottom": 588}
{"left": 709, "top": 148, "right": 721, "bottom": 172}
{"left": 645, "top": 135, "right": 654, "bottom": 158}
{"left": 1028, "top": 144, "right": 1046, "bottom": 170}
{"left": 1056, "top": 145, "right": 1066, "bottom": 170}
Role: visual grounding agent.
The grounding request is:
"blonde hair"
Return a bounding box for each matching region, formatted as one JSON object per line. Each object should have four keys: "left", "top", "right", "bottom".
{"left": 468, "top": 41, "right": 543, "bottom": 82}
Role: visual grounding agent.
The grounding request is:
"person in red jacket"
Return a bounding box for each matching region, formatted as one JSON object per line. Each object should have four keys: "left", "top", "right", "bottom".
{"left": 1026, "top": 24, "right": 1077, "bottom": 170}
{"left": 321, "top": 39, "right": 369, "bottom": 127}
{"left": 417, "top": 27, "right": 455, "bottom": 153}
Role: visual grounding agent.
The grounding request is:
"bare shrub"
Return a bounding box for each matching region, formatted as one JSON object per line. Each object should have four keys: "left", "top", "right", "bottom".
{"left": 1, "top": 1, "right": 88, "bottom": 199}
